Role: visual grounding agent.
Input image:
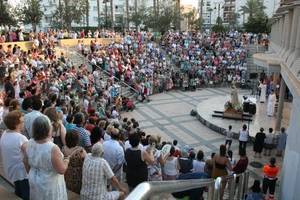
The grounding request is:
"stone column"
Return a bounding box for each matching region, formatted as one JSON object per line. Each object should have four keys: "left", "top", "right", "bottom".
{"left": 275, "top": 78, "right": 286, "bottom": 131}
{"left": 279, "top": 17, "right": 285, "bottom": 47}
{"left": 280, "top": 96, "right": 300, "bottom": 200}
{"left": 276, "top": 20, "right": 280, "bottom": 45}
{"left": 289, "top": 7, "right": 300, "bottom": 52}
{"left": 284, "top": 11, "right": 292, "bottom": 51}
{"left": 295, "top": 7, "right": 300, "bottom": 58}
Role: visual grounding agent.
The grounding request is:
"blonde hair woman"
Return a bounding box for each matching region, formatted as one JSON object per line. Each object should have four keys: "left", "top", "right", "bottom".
{"left": 44, "top": 107, "right": 66, "bottom": 149}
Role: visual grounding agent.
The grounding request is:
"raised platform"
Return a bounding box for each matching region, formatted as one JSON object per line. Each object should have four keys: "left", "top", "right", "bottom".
{"left": 195, "top": 93, "right": 291, "bottom": 139}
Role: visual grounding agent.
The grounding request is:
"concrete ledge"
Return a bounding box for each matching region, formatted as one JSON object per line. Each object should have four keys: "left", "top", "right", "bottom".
{"left": 0, "top": 41, "right": 34, "bottom": 51}
{"left": 0, "top": 37, "right": 122, "bottom": 51}
{"left": 253, "top": 53, "right": 282, "bottom": 67}
{"left": 59, "top": 38, "right": 122, "bottom": 47}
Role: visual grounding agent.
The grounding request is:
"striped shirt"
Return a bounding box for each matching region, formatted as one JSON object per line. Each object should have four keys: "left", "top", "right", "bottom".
{"left": 80, "top": 154, "right": 115, "bottom": 200}
{"left": 72, "top": 125, "right": 91, "bottom": 148}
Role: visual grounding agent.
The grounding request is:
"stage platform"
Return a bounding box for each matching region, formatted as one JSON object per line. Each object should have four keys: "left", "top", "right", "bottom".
{"left": 196, "top": 94, "right": 291, "bottom": 139}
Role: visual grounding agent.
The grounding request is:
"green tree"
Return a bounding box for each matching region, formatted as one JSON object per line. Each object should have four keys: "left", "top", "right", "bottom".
{"left": 96, "top": 0, "right": 100, "bottom": 28}
{"left": 51, "top": 0, "right": 89, "bottom": 29}
{"left": 0, "top": 0, "right": 16, "bottom": 26}
{"left": 85, "top": 0, "right": 89, "bottom": 27}
{"left": 240, "top": 0, "right": 265, "bottom": 19}
{"left": 193, "top": 17, "right": 203, "bottom": 31}
{"left": 244, "top": 15, "right": 270, "bottom": 33}
{"left": 183, "top": 9, "right": 195, "bottom": 30}
{"left": 144, "top": 3, "right": 176, "bottom": 34}
{"left": 242, "top": 0, "right": 269, "bottom": 33}
{"left": 212, "top": 16, "right": 225, "bottom": 33}
{"left": 229, "top": 12, "right": 240, "bottom": 29}
{"left": 21, "top": 0, "right": 43, "bottom": 32}
{"left": 173, "top": 0, "right": 180, "bottom": 30}
{"left": 129, "top": 6, "right": 147, "bottom": 30}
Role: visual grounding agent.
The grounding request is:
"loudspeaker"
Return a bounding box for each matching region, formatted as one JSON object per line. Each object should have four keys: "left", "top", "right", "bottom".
{"left": 243, "top": 102, "right": 250, "bottom": 113}
{"left": 249, "top": 73, "right": 258, "bottom": 79}
{"left": 249, "top": 104, "right": 256, "bottom": 115}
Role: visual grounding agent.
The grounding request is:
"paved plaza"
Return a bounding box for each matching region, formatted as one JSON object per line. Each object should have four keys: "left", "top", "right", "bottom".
{"left": 123, "top": 88, "right": 285, "bottom": 183}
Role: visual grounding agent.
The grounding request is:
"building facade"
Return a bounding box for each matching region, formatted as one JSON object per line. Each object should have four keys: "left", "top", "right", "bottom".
{"left": 223, "top": 0, "right": 235, "bottom": 24}
{"left": 39, "top": 0, "right": 153, "bottom": 30}
{"left": 253, "top": 0, "right": 300, "bottom": 199}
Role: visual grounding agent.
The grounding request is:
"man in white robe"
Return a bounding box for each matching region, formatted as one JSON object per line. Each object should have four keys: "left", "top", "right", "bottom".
{"left": 259, "top": 81, "right": 267, "bottom": 103}
{"left": 267, "top": 90, "right": 276, "bottom": 116}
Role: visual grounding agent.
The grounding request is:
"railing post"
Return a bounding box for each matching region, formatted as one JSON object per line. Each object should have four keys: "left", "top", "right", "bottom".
{"left": 207, "top": 182, "right": 215, "bottom": 200}
{"left": 214, "top": 177, "right": 222, "bottom": 200}
{"left": 237, "top": 173, "right": 244, "bottom": 200}
{"left": 242, "top": 171, "right": 250, "bottom": 199}
{"left": 228, "top": 174, "right": 237, "bottom": 200}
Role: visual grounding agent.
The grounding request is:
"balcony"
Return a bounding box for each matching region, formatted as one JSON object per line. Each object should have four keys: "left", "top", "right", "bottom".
{"left": 253, "top": 0, "right": 300, "bottom": 96}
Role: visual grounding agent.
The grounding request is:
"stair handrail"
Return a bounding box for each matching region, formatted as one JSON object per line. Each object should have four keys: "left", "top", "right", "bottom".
{"left": 125, "top": 179, "right": 215, "bottom": 200}
{"left": 91, "top": 62, "right": 140, "bottom": 96}
{"left": 126, "top": 171, "right": 250, "bottom": 200}
{"left": 72, "top": 50, "right": 140, "bottom": 97}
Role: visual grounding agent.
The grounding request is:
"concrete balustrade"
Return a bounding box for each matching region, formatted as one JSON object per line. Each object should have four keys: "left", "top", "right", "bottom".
{"left": 0, "top": 37, "right": 122, "bottom": 52}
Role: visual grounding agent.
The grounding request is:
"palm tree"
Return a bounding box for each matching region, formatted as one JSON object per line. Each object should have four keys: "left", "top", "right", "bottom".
{"left": 173, "top": 0, "right": 180, "bottom": 30}
{"left": 240, "top": 0, "right": 266, "bottom": 19}
{"left": 97, "top": 0, "right": 100, "bottom": 28}
{"left": 110, "top": 0, "right": 114, "bottom": 29}
{"left": 199, "top": 0, "right": 204, "bottom": 21}
{"left": 125, "top": 0, "right": 129, "bottom": 30}
{"left": 86, "top": 0, "right": 89, "bottom": 27}
{"left": 134, "top": 0, "right": 138, "bottom": 15}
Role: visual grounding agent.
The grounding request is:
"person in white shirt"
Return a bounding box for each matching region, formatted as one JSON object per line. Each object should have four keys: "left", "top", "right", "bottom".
{"left": 225, "top": 125, "right": 233, "bottom": 150}
{"left": 23, "top": 96, "right": 44, "bottom": 138}
{"left": 192, "top": 150, "right": 205, "bottom": 173}
{"left": 0, "top": 111, "right": 29, "bottom": 199}
{"left": 163, "top": 146, "right": 179, "bottom": 180}
{"left": 103, "top": 128, "right": 125, "bottom": 181}
{"left": 239, "top": 124, "right": 249, "bottom": 152}
{"left": 81, "top": 143, "right": 127, "bottom": 200}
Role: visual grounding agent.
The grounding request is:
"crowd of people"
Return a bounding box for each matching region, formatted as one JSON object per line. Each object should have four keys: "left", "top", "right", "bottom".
{"left": 82, "top": 31, "right": 262, "bottom": 100}
{"left": 0, "top": 29, "right": 281, "bottom": 200}
{"left": 0, "top": 28, "right": 120, "bottom": 43}
{"left": 161, "top": 31, "right": 249, "bottom": 89}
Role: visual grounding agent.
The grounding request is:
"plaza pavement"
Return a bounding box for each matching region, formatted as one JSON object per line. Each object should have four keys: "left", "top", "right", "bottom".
{"left": 123, "top": 87, "right": 284, "bottom": 191}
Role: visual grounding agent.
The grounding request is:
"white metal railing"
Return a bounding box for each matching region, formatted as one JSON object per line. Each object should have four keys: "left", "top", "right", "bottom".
{"left": 126, "top": 171, "right": 250, "bottom": 200}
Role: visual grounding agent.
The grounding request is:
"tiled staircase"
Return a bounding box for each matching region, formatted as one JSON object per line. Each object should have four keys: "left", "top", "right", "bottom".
{"left": 57, "top": 46, "right": 139, "bottom": 101}
{"left": 246, "top": 44, "right": 268, "bottom": 78}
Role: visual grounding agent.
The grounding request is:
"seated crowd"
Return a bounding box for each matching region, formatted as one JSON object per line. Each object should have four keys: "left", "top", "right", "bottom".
{"left": 0, "top": 29, "right": 278, "bottom": 200}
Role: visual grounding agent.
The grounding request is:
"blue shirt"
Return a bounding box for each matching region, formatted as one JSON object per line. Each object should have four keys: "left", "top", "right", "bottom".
{"left": 102, "top": 139, "right": 124, "bottom": 178}
{"left": 72, "top": 125, "right": 91, "bottom": 148}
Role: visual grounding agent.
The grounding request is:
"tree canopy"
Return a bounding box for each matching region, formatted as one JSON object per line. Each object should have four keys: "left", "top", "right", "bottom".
{"left": 241, "top": 0, "right": 270, "bottom": 33}
{"left": 51, "top": 0, "right": 89, "bottom": 29}
{"left": 0, "top": 1, "right": 16, "bottom": 26}
{"left": 21, "top": 0, "right": 43, "bottom": 32}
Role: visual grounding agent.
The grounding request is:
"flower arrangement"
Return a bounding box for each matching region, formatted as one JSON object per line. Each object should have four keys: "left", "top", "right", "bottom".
{"left": 224, "top": 101, "right": 243, "bottom": 113}
{"left": 224, "top": 101, "right": 233, "bottom": 110}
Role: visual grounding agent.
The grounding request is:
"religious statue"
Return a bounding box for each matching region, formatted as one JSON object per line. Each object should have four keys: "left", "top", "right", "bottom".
{"left": 230, "top": 84, "right": 239, "bottom": 106}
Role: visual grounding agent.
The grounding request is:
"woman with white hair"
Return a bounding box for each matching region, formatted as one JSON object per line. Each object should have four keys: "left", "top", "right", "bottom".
{"left": 80, "top": 142, "right": 127, "bottom": 200}
{"left": 22, "top": 115, "right": 69, "bottom": 200}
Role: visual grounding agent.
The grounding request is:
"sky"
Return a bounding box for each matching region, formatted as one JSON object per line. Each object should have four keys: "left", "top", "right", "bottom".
{"left": 181, "top": 0, "right": 198, "bottom": 7}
